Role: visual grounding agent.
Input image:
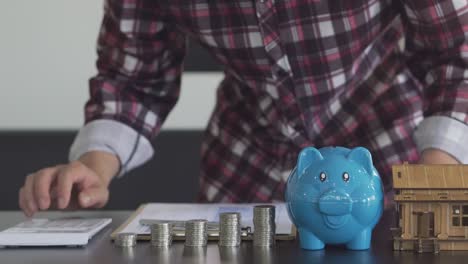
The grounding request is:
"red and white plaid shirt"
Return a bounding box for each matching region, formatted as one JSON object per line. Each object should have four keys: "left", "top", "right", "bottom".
{"left": 70, "top": 0, "right": 468, "bottom": 202}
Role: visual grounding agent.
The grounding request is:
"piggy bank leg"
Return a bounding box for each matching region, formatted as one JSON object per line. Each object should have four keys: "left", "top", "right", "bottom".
{"left": 298, "top": 228, "right": 324, "bottom": 250}
{"left": 346, "top": 228, "right": 371, "bottom": 250}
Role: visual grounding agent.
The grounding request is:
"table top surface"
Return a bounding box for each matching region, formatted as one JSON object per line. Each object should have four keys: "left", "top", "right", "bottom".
{"left": 0, "top": 209, "right": 467, "bottom": 264}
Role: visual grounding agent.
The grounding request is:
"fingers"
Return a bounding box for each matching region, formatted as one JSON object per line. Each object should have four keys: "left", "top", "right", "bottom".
{"left": 19, "top": 168, "right": 59, "bottom": 216}
{"left": 78, "top": 187, "right": 109, "bottom": 209}
{"left": 55, "top": 161, "right": 96, "bottom": 209}
{"left": 18, "top": 187, "right": 29, "bottom": 217}
{"left": 33, "top": 168, "right": 56, "bottom": 210}
{"left": 55, "top": 164, "right": 80, "bottom": 209}
{"left": 19, "top": 160, "right": 110, "bottom": 215}
{"left": 21, "top": 174, "right": 38, "bottom": 217}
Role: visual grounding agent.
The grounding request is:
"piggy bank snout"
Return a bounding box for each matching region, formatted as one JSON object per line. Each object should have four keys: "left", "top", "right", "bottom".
{"left": 319, "top": 190, "right": 352, "bottom": 216}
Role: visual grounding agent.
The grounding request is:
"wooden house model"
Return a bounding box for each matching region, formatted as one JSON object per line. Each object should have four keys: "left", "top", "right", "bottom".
{"left": 392, "top": 163, "right": 468, "bottom": 253}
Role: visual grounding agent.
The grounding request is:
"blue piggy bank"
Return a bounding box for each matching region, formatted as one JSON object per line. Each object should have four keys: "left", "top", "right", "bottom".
{"left": 285, "top": 146, "right": 383, "bottom": 250}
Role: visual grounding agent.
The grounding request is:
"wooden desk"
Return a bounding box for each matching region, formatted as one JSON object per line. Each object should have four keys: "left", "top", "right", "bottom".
{"left": 0, "top": 210, "right": 466, "bottom": 263}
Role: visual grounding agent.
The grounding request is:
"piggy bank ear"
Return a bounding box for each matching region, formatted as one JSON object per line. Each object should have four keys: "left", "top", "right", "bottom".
{"left": 347, "top": 147, "right": 373, "bottom": 175}
{"left": 298, "top": 147, "right": 323, "bottom": 176}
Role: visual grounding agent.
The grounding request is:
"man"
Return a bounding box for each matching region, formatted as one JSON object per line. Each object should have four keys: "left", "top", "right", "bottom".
{"left": 19, "top": 0, "right": 467, "bottom": 216}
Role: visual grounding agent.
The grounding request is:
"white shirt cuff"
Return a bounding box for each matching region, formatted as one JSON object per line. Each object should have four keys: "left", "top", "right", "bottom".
{"left": 69, "top": 120, "right": 154, "bottom": 177}
{"left": 414, "top": 116, "right": 468, "bottom": 164}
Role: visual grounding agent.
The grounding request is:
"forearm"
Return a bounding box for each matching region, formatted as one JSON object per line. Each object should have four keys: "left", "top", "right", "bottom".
{"left": 420, "top": 148, "right": 460, "bottom": 164}
{"left": 78, "top": 151, "right": 120, "bottom": 186}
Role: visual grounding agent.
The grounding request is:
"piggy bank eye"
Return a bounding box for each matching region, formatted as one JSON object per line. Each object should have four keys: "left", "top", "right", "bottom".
{"left": 342, "top": 172, "right": 350, "bottom": 182}
{"left": 319, "top": 172, "right": 327, "bottom": 182}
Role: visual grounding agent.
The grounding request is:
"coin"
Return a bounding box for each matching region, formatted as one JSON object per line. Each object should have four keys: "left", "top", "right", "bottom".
{"left": 185, "top": 219, "right": 208, "bottom": 247}
{"left": 150, "top": 221, "right": 173, "bottom": 247}
{"left": 115, "top": 232, "right": 137, "bottom": 247}
{"left": 219, "top": 212, "right": 242, "bottom": 247}
{"left": 253, "top": 205, "right": 276, "bottom": 247}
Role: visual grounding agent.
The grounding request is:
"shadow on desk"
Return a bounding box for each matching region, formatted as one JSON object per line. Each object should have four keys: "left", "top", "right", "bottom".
{"left": 0, "top": 130, "right": 203, "bottom": 210}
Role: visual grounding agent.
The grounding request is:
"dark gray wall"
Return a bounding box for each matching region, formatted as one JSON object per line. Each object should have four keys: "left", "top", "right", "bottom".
{"left": 0, "top": 130, "right": 203, "bottom": 210}
{"left": 185, "top": 39, "right": 223, "bottom": 71}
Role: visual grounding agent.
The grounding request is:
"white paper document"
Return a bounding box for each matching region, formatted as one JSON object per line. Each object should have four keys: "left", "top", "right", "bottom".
{"left": 0, "top": 218, "right": 112, "bottom": 247}
{"left": 115, "top": 203, "right": 294, "bottom": 238}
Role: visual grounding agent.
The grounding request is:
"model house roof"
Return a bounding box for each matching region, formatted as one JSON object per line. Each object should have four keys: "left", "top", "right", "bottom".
{"left": 393, "top": 164, "right": 468, "bottom": 189}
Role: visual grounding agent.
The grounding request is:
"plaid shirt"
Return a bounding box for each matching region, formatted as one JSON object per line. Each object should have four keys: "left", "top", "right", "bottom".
{"left": 71, "top": 0, "right": 468, "bottom": 203}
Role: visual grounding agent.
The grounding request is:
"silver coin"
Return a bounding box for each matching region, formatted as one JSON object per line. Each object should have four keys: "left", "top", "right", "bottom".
{"left": 185, "top": 219, "right": 208, "bottom": 247}
{"left": 253, "top": 205, "right": 276, "bottom": 247}
{"left": 151, "top": 222, "right": 173, "bottom": 247}
{"left": 219, "top": 212, "right": 242, "bottom": 247}
{"left": 115, "top": 232, "right": 137, "bottom": 247}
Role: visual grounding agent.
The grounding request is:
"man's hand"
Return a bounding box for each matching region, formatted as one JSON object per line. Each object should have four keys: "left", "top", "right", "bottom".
{"left": 419, "top": 148, "right": 460, "bottom": 165}
{"left": 18, "top": 151, "right": 120, "bottom": 217}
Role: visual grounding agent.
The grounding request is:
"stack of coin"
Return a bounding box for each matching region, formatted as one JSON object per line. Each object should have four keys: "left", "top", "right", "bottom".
{"left": 151, "top": 221, "right": 173, "bottom": 247}
{"left": 115, "top": 232, "right": 137, "bottom": 247}
{"left": 219, "top": 212, "right": 242, "bottom": 247}
{"left": 185, "top": 219, "right": 208, "bottom": 246}
{"left": 253, "top": 205, "right": 276, "bottom": 247}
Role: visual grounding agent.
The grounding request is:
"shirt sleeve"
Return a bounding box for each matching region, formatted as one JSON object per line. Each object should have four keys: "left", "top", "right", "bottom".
{"left": 401, "top": 0, "right": 468, "bottom": 162}
{"left": 69, "top": 120, "right": 154, "bottom": 176}
{"left": 414, "top": 116, "right": 468, "bottom": 163}
{"left": 69, "top": 0, "right": 186, "bottom": 175}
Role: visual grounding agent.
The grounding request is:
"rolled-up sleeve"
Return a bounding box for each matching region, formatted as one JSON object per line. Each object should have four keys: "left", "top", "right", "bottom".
{"left": 414, "top": 116, "right": 468, "bottom": 163}
{"left": 402, "top": 0, "right": 468, "bottom": 162}
{"left": 69, "top": 0, "right": 186, "bottom": 174}
{"left": 69, "top": 120, "right": 154, "bottom": 176}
